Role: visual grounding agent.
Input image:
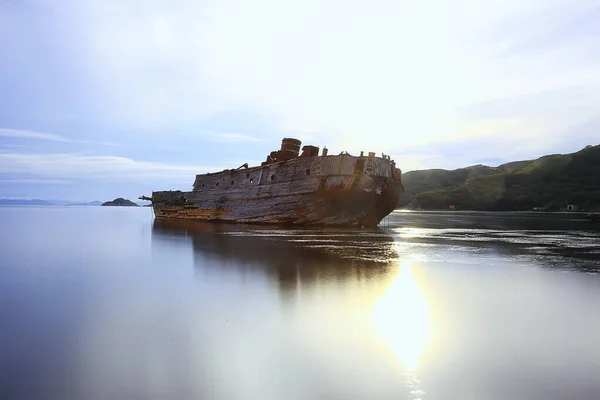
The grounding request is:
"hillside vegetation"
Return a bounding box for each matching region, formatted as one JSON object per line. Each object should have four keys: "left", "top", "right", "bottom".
{"left": 400, "top": 145, "right": 600, "bottom": 211}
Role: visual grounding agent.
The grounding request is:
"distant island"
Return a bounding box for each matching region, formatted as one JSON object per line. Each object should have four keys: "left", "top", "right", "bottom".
{"left": 101, "top": 198, "right": 139, "bottom": 207}
{"left": 399, "top": 144, "right": 600, "bottom": 212}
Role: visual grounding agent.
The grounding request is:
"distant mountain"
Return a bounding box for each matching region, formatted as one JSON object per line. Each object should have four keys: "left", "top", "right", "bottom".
{"left": 0, "top": 199, "right": 53, "bottom": 206}
{"left": 101, "top": 198, "right": 139, "bottom": 207}
{"left": 0, "top": 199, "right": 104, "bottom": 206}
{"left": 400, "top": 144, "right": 600, "bottom": 211}
{"left": 66, "top": 201, "right": 103, "bottom": 206}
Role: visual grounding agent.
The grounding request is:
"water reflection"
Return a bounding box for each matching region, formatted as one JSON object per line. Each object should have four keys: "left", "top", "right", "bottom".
{"left": 5, "top": 207, "right": 600, "bottom": 400}
{"left": 386, "top": 212, "right": 600, "bottom": 273}
{"left": 372, "top": 261, "right": 430, "bottom": 400}
{"left": 372, "top": 262, "right": 431, "bottom": 372}
{"left": 151, "top": 219, "right": 399, "bottom": 289}
{"left": 150, "top": 219, "right": 433, "bottom": 399}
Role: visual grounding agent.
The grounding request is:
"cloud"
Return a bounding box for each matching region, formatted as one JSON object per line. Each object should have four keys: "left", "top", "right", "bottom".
{"left": 0, "top": 128, "right": 120, "bottom": 146}
{"left": 0, "top": 152, "right": 225, "bottom": 181}
{"left": 208, "top": 133, "right": 264, "bottom": 143}
{"left": 0, "top": 179, "right": 73, "bottom": 185}
{"left": 0, "top": 128, "right": 65, "bottom": 141}
{"left": 456, "top": 84, "right": 600, "bottom": 120}
{"left": 480, "top": 3, "right": 600, "bottom": 59}
{"left": 386, "top": 132, "right": 594, "bottom": 172}
{"left": 2, "top": 0, "right": 600, "bottom": 173}
{"left": 67, "top": 0, "right": 599, "bottom": 148}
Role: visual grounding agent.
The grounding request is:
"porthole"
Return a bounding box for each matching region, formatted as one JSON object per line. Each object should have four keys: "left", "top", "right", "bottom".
{"left": 306, "top": 169, "right": 310, "bottom": 175}
{"left": 202, "top": 183, "right": 205, "bottom": 187}
{"left": 216, "top": 182, "right": 219, "bottom": 187}
{"left": 271, "top": 175, "right": 275, "bottom": 181}
{"left": 250, "top": 178, "right": 254, "bottom": 183}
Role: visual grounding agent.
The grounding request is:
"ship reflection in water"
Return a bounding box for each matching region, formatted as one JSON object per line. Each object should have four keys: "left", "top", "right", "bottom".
{"left": 151, "top": 218, "right": 400, "bottom": 286}
{"left": 151, "top": 218, "right": 433, "bottom": 398}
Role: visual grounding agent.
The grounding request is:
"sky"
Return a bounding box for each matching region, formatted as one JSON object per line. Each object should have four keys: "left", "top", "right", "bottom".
{"left": 1, "top": 0, "right": 599, "bottom": 201}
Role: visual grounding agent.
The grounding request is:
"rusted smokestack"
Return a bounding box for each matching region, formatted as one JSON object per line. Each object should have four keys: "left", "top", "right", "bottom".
{"left": 322, "top": 147, "right": 328, "bottom": 156}
{"left": 300, "top": 145, "right": 319, "bottom": 157}
{"left": 280, "top": 138, "right": 302, "bottom": 156}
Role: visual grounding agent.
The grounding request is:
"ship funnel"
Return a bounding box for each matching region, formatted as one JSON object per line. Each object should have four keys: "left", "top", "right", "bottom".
{"left": 300, "top": 145, "right": 319, "bottom": 157}
{"left": 280, "top": 138, "right": 302, "bottom": 157}
{"left": 260, "top": 137, "right": 302, "bottom": 165}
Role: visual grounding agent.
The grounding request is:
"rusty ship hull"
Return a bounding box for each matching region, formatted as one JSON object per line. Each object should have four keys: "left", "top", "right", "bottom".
{"left": 142, "top": 139, "right": 404, "bottom": 227}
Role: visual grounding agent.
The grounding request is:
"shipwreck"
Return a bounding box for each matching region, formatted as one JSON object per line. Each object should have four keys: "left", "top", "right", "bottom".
{"left": 140, "top": 138, "right": 404, "bottom": 227}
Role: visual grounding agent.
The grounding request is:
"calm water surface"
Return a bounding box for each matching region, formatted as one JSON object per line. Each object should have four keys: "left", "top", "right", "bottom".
{"left": 1, "top": 207, "right": 600, "bottom": 400}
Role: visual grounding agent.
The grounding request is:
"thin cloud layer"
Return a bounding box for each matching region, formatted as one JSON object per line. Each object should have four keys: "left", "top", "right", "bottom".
{"left": 0, "top": 128, "right": 119, "bottom": 146}
{"left": 0, "top": 153, "right": 224, "bottom": 180}
{"left": 0, "top": 129, "right": 66, "bottom": 141}
{"left": 0, "top": 179, "right": 73, "bottom": 185}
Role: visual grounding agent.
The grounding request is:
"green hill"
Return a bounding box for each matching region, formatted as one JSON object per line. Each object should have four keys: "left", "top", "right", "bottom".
{"left": 401, "top": 144, "right": 600, "bottom": 211}
{"left": 397, "top": 165, "right": 497, "bottom": 207}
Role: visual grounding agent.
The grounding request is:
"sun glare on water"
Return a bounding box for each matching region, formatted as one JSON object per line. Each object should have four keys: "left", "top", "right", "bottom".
{"left": 372, "top": 261, "right": 431, "bottom": 372}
